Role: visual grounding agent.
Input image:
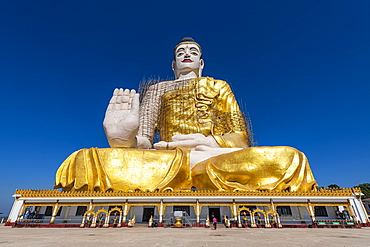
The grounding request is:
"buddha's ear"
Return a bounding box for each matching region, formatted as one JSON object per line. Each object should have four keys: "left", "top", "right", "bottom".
{"left": 198, "top": 59, "right": 205, "bottom": 77}
{"left": 171, "top": 60, "right": 176, "bottom": 72}
{"left": 172, "top": 60, "right": 178, "bottom": 78}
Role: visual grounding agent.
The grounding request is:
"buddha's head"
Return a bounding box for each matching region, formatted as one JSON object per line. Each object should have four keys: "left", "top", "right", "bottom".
{"left": 172, "top": 37, "right": 204, "bottom": 79}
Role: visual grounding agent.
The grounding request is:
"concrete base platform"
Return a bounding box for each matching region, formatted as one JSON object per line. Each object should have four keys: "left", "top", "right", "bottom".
{"left": 1, "top": 224, "right": 370, "bottom": 247}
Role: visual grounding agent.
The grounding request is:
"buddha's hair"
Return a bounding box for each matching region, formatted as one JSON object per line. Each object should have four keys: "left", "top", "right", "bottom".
{"left": 174, "top": 37, "right": 202, "bottom": 58}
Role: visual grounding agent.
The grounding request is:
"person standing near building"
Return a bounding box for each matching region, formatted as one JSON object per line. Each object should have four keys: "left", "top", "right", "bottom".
{"left": 212, "top": 216, "right": 217, "bottom": 230}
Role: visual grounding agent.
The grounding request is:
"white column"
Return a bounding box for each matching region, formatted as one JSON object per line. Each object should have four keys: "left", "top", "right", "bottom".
{"left": 351, "top": 195, "right": 369, "bottom": 223}
{"left": 159, "top": 200, "right": 164, "bottom": 223}
{"left": 118, "top": 214, "right": 122, "bottom": 227}
{"left": 250, "top": 212, "right": 256, "bottom": 227}
{"left": 264, "top": 214, "right": 270, "bottom": 227}
{"left": 91, "top": 215, "right": 97, "bottom": 228}
{"left": 233, "top": 203, "right": 238, "bottom": 222}
{"left": 348, "top": 199, "right": 360, "bottom": 222}
{"left": 276, "top": 214, "right": 282, "bottom": 228}
{"left": 49, "top": 202, "right": 59, "bottom": 224}
{"left": 123, "top": 202, "right": 128, "bottom": 223}
{"left": 196, "top": 199, "right": 200, "bottom": 224}
{"left": 307, "top": 200, "right": 315, "bottom": 222}
{"left": 104, "top": 215, "right": 110, "bottom": 227}
{"left": 80, "top": 215, "right": 86, "bottom": 228}
{"left": 237, "top": 214, "right": 242, "bottom": 228}
{"left": 8, "top": 198, "right": 24, "bottom": 224}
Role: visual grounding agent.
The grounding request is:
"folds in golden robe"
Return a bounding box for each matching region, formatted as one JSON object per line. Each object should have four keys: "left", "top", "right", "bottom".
{"left": 55, "top": 77, "right": 317, "bottom": 192}
{"left": 192, "top": 146, "right": 316, "bottom": 191}
{"left": 55, "top": 148, "right": 191, "bottom": 192}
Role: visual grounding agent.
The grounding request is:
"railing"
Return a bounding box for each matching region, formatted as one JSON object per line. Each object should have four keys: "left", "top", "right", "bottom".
{"left": 182, "top": 211, "right": 192, "bottom": 228}
{"left": 162, "top": 212, "right": 195, "bottom": 228}
{"left": 162, "top": 217, "right": 175, "bottom": 228}
{"left": 15, "top": 218, "right": 83, "bottom": 226}
{"left": 278, "top": 215, "right": 310, "bottom": 225}
{"left": 313, "top": 220, "right": 360, "bottom": 228}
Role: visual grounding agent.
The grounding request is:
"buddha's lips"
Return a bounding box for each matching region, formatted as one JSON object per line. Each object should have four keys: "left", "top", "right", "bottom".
{"left": 182, "top": 59, "right": 193, "bottom": 62}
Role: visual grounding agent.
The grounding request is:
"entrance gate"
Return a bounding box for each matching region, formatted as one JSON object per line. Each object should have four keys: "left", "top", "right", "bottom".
{"left": 142, "top": 208, "right": 155, "bottom": 222}
{"left": 209, "top": 208, "right": 220, "bottom": 223}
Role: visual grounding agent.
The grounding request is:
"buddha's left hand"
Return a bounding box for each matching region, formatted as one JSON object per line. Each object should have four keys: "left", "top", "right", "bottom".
{"left": 153, "top": 133, "right": 220, "bottom": 150}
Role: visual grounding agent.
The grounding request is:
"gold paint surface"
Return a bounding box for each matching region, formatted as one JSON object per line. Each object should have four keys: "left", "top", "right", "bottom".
{"left": 55, "top": 77, "right": 318, "bottom": 192}
{"left": 192, "top": 146, "right": 317, "bottom": 192}
{"left": 158, "top": 77, "right": 249, "bottom": 148}
{"left": 55, "top": 148, "right": 191, "bottom": 192}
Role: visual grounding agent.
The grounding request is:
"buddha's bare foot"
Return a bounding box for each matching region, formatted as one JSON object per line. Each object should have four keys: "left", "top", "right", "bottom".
{"left": 103, "top": 88, "right": 140, "bottom": 147}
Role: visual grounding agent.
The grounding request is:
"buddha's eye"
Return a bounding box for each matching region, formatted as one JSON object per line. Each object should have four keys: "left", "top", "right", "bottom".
{"left": 177, "top": 52, "right": 184, "bottom": 57}
{"left": 191, "top": 52, "right": 198, "bottom": 56}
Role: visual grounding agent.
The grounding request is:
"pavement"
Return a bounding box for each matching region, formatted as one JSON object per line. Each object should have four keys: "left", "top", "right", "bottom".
{"left": 1, "top": 224, "right": 370, "bottom": 247}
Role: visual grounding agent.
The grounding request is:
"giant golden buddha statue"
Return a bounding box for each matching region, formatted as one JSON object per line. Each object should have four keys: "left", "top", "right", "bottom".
{"left": 55, "top": 37, "right": 317, "bottom": 192}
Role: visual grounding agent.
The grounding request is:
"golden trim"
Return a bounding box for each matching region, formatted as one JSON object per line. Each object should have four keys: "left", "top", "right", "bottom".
{"left": 14, "top": 188, "right": 361, "bottom": 198}
{"left": 83, "top": 210, "right": 96, "bottom": 217}
{"left": 252, "top": 208, "right": 266, "bottom": 216}
{"left": 108, "top": 207, "right": 122, "bottom": 214}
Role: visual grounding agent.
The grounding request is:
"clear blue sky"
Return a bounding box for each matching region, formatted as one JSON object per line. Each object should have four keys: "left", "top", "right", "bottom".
{"left": 1, "top": 1, "right": 369, "bottom": 216}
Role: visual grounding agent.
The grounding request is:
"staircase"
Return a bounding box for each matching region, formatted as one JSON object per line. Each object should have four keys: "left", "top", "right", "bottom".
{"left": 182, "top": 211, "right": 192, "bottom": 228}
{"left": 162, "top": 211, "right": 193, "bottom": 228}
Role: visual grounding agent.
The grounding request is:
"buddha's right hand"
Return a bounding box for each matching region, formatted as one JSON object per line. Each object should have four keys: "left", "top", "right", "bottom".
{"left": 103, "top": 88, "right": 140, "bottom": 148}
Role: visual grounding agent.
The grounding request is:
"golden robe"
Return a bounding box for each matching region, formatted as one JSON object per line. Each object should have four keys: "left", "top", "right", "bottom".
{"left": 55, "top": 77, "right": 317, "bottom": 192}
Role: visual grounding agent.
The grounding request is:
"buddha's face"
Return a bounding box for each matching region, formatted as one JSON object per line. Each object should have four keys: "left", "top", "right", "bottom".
{"left": 173, "top": 43, "right": 204, "bottom": 78}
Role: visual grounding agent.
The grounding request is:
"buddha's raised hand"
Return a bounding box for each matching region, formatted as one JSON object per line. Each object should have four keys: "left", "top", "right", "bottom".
{"left": 103, "top": 88, "right": 140, "bottom": 147}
